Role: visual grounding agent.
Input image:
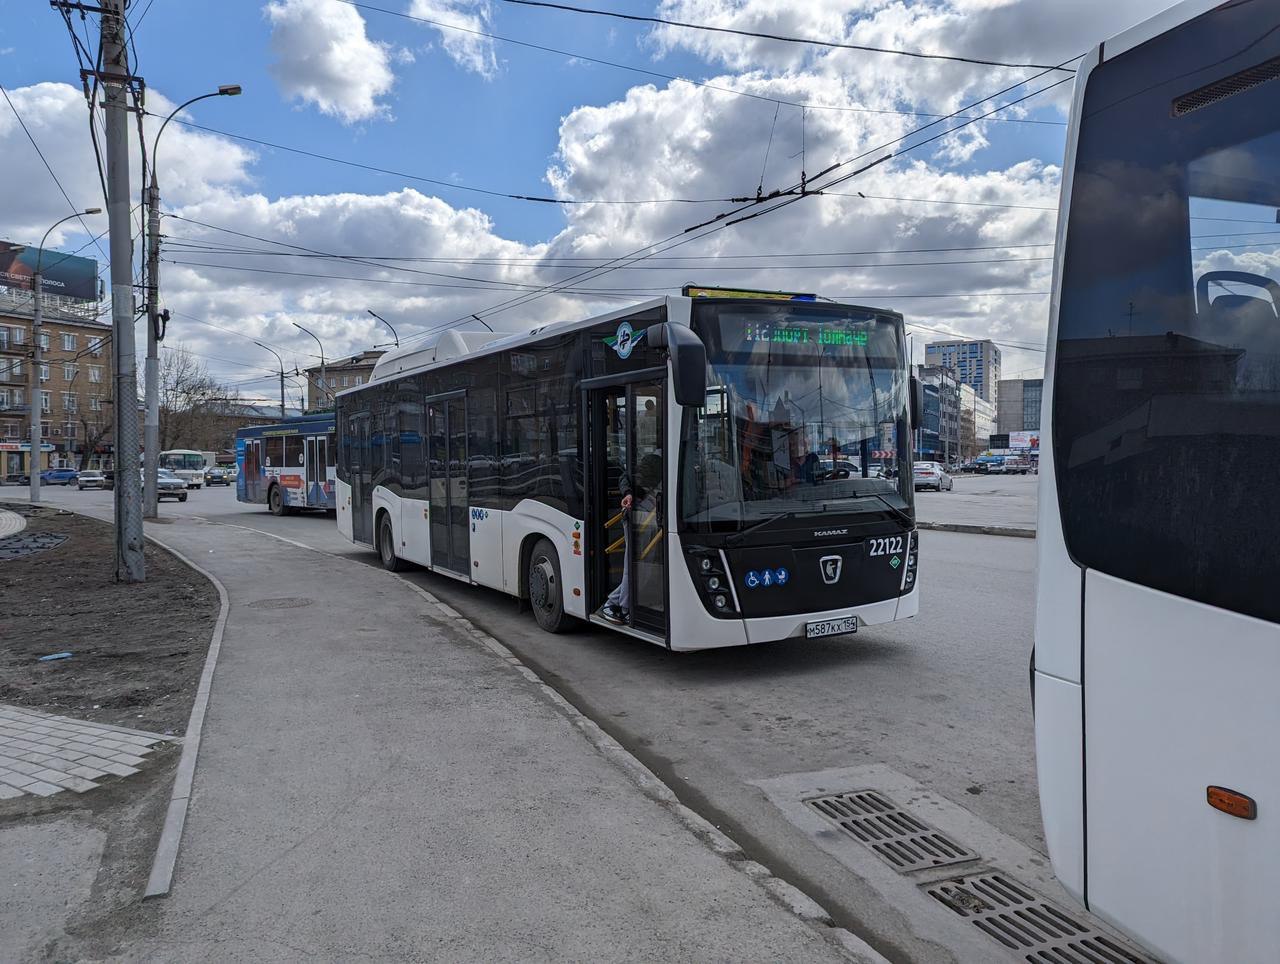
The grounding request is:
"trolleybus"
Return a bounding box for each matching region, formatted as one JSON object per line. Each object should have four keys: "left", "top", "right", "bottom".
{"left": 335, "top": 286, "right": 922, "bottom": 651}
{"left": 235, "top": 413, "right": 336, "bottom": 514}
{"left": 1035, "top": 1, "right": 1280, "bottom": 959}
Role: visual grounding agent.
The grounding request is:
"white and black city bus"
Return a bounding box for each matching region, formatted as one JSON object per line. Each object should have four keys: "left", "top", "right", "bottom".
{"left": 335, "top": 286, "right": 921, "bottom": 651}
{"left": 1035, "top": 0, "right": 1280, "bottom": 960}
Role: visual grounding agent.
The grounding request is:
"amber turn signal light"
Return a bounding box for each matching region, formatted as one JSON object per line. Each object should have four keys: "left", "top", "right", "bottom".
{"left": 1207, "top": 786, "right": 1256, "bottom": 820}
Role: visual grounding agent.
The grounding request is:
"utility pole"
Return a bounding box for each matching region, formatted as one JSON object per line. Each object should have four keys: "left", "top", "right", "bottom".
{"left": 143, "top": 84, "right": 239, "bottom": 518}
{"left": 101, "top": 0, "right": 145, "bottom": 582}
{"left": 31, "top": 210, "right": 101, "bottom": 501}
{"left": 255, "top": 342, "right": 286, "bottom": 418}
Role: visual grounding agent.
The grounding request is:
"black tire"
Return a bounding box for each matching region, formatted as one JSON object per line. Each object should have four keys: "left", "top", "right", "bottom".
{"left": 179, "top": 493, "right": 188, "bottom": 502}
{"left": 377, "top": 513, "right": 402, "bottom": 571}
{"left": 268, "top": 484, "right": 286, "bottom": 516}
{"left": 528, "top": 538, "right": 570, "bottom": 633}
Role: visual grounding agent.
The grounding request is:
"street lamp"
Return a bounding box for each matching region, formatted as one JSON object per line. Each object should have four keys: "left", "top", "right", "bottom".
{"left": 143, "top": 83, "right": 241, "bottom": 518}
{"left": 292, "top": 323, "right": 328, "bottom": 410}
{"left": 254, "top": 341, "right": 287, "bottom": 419}
{"left": 367, "top": 308, "right": 399, "bottom": 348}
{"left": 30, "top": 209, "right": 101, "bottom": 503}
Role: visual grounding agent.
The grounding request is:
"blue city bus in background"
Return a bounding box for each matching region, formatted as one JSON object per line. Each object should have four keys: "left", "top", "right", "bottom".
{"left": 235, "top": 413, "right": 336, "bottom": 515}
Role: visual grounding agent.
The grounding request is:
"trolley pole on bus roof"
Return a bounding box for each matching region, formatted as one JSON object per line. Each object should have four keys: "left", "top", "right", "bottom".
{"left": 100, "top": 0, "right": 145, "bottom": 581}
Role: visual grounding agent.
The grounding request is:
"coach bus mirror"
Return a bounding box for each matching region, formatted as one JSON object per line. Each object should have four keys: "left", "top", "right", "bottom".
{"left": 910, "top": 374, "right": 923, "bottom": 430}
{"left": 647, "top": 323, "right": 706, "bottom": 407}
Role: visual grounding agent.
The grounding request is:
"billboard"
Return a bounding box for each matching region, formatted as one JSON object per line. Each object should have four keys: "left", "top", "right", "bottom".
{"left": 1009, "top": 431, "right": 1040, "bottom": 452}
{"left": 0, "top": 242, "right": 98, "bottom": 301}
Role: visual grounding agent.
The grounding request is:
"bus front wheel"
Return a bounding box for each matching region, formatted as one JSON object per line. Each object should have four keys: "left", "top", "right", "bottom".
{"left": 268, "top": 485, "right": 286, "bottom": 516}
{"left": 378, "top": 514, "right": 403, "bottom": 572}
{"left": 528, "top": 538, "right": 570, "bottom": 634}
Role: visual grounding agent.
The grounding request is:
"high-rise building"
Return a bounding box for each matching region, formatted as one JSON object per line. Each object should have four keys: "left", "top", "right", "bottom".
{"left": 916, "top": 365, "right": 960, "bottom": 464}
{"left": 997, "top": 378, "right": 1044, "bottom": 434}
{"left": 925, "top": 339, "right": 1001, "bottom": 405}
{"left": 958, "top": 382, "right": 996, "bottom": 458}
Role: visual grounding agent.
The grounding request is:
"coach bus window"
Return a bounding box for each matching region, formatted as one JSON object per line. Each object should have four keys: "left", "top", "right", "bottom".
{"left": 1054, "top": 26, "right": 1280, "bottom": 624}
{"left": 284, "top": 434, "right": 303, "bottom": 469}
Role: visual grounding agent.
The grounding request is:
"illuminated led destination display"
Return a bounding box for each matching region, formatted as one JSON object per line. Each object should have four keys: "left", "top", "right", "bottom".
{"left": 742, "top": 322, "right": 870, "bottom": 348}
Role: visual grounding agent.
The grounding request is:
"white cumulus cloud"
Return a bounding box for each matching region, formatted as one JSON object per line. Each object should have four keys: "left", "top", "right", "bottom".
{"left": 264, "top": 0, "right": 397, "bottom": 124}
{"left": 408, "top": 0, "right": 499, "bottom": 78}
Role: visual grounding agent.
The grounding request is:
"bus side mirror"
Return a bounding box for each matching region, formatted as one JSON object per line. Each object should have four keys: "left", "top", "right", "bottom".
{"left": 910, "top": 374, "right": 923, "bottom": 430}
{"left": 647, "top": 323, "right": 706, "bottom": 407}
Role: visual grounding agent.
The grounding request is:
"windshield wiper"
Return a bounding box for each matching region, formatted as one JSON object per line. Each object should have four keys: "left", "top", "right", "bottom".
{"left": 868, "top": 493, "right": 913, "bottom": 529}
{"left": 727, "top": 511, "right": 799, "bottom": 546}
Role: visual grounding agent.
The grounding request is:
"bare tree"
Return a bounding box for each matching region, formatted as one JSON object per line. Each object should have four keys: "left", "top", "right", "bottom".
{"left": 77, "top": 405, "right": 113, "bottom": 470}
{"left": 157, "top": 346, "right": 242, "bottom": 451}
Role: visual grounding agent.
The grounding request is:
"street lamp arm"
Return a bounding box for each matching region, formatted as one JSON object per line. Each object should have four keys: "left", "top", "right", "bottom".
{"left": 151, "top": 85, "right": 241, "bottom": 185}
{"left": 38, "top": 210, "right": 102, "bottom": 273}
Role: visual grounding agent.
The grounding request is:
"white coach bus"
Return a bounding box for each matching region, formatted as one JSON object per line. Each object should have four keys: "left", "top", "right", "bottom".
{"left": 335, "top": 286, "right": 923, "bottom": 651}
{"left": 1035, "top": 1, "right": 1280, "bottom": 960}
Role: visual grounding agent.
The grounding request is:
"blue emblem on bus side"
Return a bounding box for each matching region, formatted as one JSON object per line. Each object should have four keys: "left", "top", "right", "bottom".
{"left": 608, "top": 321, "right": 645, "bottom": 360}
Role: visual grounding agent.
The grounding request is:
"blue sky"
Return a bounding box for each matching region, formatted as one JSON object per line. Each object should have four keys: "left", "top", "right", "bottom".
{"left": 0, "top": 0, "right": 1176, "bottom": 395}
{"left": 3, "top": 0, "right": 1070, "bottom": 247}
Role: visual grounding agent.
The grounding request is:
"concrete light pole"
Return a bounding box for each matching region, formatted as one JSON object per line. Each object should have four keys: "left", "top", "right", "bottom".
{"left": 255, "top": 341, "right": 287, "bottom": 419}
{"left": 144, "top": 84, "right": 241, "bottom": 518}
{"left": 292, "top": 323, "right": 327, "bottom": 410}
{"left": 30, "top": 209, "right": 101, "bottom": 503}
{"left": 101, "top": 0, "right": 145, "bottom": 582}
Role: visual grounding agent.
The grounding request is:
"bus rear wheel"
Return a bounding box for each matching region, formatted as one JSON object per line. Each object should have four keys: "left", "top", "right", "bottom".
{"left": 528, "top": 538, "right": 570, "bottom": 633}
{"left": 268, "top": 484, "right": 286, "bottom": 516}
{"left": 378, "top": 514, "right": 403, "bottom": 572}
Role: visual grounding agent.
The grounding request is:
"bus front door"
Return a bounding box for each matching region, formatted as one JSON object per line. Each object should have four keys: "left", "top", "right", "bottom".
{"left": 427, "top": 393, "right": 469, "bottom": 575}
{"left": 586, "top": 377, "right": 666, "bottom": 638}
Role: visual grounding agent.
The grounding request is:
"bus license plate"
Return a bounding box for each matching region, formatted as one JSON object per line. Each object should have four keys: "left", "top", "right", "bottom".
{"left": 805, "top": 616, "right": 858, "bottom": 639}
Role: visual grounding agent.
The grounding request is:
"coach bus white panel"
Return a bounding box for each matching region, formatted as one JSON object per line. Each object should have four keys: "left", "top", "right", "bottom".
{"left": 1084, "top": 570, "right": 1280, "bottom": 964}
{"left": 1032, "top": 671, "right": 1084, "bottom": 904}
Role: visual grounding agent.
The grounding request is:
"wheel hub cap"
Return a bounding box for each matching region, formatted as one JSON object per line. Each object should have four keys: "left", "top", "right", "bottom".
{"left": 530, "top": 559, "right": 555, "bottom": 610}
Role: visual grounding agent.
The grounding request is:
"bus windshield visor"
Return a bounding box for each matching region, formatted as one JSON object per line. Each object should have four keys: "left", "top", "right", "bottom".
{"left": 680, "top": 301, "right": 913, "bottom": 532}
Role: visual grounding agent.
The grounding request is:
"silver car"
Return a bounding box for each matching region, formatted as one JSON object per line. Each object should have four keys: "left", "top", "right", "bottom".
{"left": 77, "top": 470, "right": 106, "bottom": 490}
{"left": 155, "top": 468, "right": 189, "bottom": 502}
{"left": 913, "top": 461, "right": 954, "bottom": 492}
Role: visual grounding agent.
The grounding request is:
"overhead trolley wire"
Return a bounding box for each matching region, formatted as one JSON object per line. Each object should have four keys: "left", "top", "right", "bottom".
{"left": 336, "top": 0, "right": 1066, "bottom": 125}
{"left": 497, "top": 0, "right": 1080, "bottom": 72}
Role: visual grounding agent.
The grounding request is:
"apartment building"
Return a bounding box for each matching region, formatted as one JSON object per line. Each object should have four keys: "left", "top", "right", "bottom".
{"left": 0, "top": 289, "right": 113, "bottom": 479}
{"left": 304, "top": 350, "right": 384, "bottom": 411}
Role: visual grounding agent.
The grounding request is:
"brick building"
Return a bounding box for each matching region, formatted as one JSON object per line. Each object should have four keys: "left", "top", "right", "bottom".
{"left": 0, "top": 287, "right": 114, "bottom": 480}
{"left": 304, "top": 350, "right": 383, "bottom": 411}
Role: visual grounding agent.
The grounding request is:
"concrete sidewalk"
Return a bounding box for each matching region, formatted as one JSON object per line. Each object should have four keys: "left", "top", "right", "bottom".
{"left": 85, "top": 518, "right": 864, "bottom": 962}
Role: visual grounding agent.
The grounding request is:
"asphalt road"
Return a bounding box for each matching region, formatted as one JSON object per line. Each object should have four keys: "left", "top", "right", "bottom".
{"left": 24, "top": 481, "right": 1052, "bottom": 962}
{"left": 914, "top": 472, "right": 1039, "bottom": 530}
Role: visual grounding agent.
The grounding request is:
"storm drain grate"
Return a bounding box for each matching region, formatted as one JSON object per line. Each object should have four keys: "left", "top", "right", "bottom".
{"left": 925, "top": 872, "right": 1155, "bottom": 963}
{"left": 805, "top": 790, "right": 979, "bottom": 873}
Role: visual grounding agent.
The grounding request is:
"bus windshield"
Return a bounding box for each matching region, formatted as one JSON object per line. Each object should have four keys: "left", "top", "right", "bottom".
{"left": 680, "top": 301, "right": 912, "bottom": 533}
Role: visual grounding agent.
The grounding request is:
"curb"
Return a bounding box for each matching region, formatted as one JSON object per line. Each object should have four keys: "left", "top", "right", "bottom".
{"left": 917, "top": 521, "right": 1036, "bottom": 539}
{"left": 206, "top": 521, "right": 889, "bottom": 964}
{"left": 139, "top": 535, "right": 231, "bottom": 900}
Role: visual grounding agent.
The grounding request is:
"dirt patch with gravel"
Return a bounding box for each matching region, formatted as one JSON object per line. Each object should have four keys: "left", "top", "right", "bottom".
{"left": 0, "top": 502, "right": 218, "bottom": 735}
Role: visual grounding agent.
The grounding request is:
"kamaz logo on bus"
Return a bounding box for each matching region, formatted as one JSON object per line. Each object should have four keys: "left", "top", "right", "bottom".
{"left": 605, "top": 321, "right": 645, "bottom": 360}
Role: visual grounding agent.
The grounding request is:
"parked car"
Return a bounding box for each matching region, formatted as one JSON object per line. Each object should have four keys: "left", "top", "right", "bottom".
{"left": 77, "top": 469, "right": 107, "bottom": 490}
{"left": 40, "top": 467, "right": 79, "bottom": 486}
{"left": 155, "top": 468, "right": 189, "bottom": 502}
{"left": 205, "top": 466, "right": 232, "bottom": 486}
{"left": 913, "top": 461, "right": 954, "bottom": 492}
